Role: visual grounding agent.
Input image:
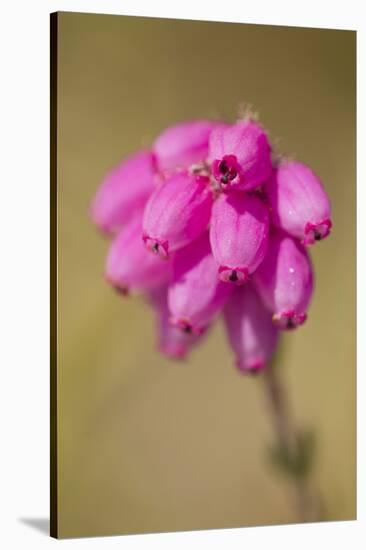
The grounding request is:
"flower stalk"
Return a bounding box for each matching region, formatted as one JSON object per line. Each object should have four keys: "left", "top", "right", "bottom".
{"left": 262, "top": 361, "right": 325, "bottom": 523}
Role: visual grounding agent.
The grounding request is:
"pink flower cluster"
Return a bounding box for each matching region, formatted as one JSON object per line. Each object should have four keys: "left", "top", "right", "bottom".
{"left": 91, "top": 118, "right": 332, "bottom": 373}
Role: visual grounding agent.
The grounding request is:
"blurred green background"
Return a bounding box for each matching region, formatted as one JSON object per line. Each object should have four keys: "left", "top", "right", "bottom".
{"left": 56, "top": 12, "right": 356, "bottom": 538}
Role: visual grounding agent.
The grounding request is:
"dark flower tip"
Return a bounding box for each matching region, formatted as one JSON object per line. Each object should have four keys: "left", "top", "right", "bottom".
{"left": 273, "top": 311, "right": 307, "bottom": 330}
{"left": 212, "top": 155, "right": 241, "bottom": 187}
{"left": 142, "top": 235, "right": 169, "bottom": 259}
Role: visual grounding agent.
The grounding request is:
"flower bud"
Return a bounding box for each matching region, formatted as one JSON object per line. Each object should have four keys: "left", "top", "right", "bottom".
{"left": 253, "top": 233, "right": 313, "bottom": 329}
{"left": 90, "top": 150, "right": 156, "bottom": 235}
{"left": 210, "top": 192, "right": 269, "bottom": 284}
{"left": 142, "top": 172, "right": 213, "bottom": 259}
{"left": 153, "top": 120, "right": 218, "bottom": 173}
{"left": 168, "top": 233, "right": 233, "bottom": 334}
{"left": 148, "top": 286, "right": 201, "bottom": 359}
{"left": 224, "top": 284, "right": 279, "bottom": 373}
{"left": 105, "top": 216, "right": 171, "bottom": 293}
{"left": 208, "top": 120, "right": 272, "bottom": 191}
{"left": 266, "top": 161, "right": 332, "bottom": 245}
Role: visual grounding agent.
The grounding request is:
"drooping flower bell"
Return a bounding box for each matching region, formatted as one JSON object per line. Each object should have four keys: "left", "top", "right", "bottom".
{"left": 142, "top": 171, "right": 213, "bottom": 259}
{"left": 153, "top": 120, "right": 218, "bottom": 173}
{"left": 208, "top": 120, "right": 272, "bottom": 191}
{"left": 224, "top": 284, "right": 279, "bottom": 373}
{"left": 168, "top": 233, "right": 233, "bottom": 334}
{"left": 105, "top": 215, "right": 171, "bottom": 294}
{"left": 148, "top": 285, "right": 202, "bottom": 359}
{"left": 210, "top": 191, "right": 269, "bottom": 284}
{"left": 253, "top": 232, "right": 313, "bottom": 329}
{"left": 90, "top": 150, "right": 156, "bottom": 235}
{"left": 266, "top": 160, "right": 332, "bottom": 245}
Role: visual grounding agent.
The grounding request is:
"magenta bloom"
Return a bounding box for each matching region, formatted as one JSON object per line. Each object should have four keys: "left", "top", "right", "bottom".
{"left": 142, "top": 171, "right": 213, "bottom": 259}
{"left": 208, "top": 120, "right": 272, "bottom": 191}
{"left": 224, "top": 284, "right": 279, "bottom": 373}
{"left": 266, "top": 161, "right": 332, "bottom": 245}
{"left": 149, "top": 286, "right": 201, "bottom": 359}
{"left": 168, "top": 233, "right": 233, "bottom": 334}
{"left": 153, "top": 120, "right": 218, "bottom": 172}
{"left": 90, "top": 150, "right": 156, "bottom": 235}
{"left": 253, "top": 232, "right": 313, "bottom": 329}
{"left": 210, "top": 192, "right": 269, "bottom": 284}
{"left": 105, "top": 216, "right": 171, "bottom": 293}
{"left": 93, "top": 111, "right": 332, "bottom": 367}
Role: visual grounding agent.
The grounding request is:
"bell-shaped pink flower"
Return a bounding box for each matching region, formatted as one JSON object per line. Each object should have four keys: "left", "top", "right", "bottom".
{"left": 148, "top": 286, "right": 202, "bottom": 359}
{"left": 105, "top": 216, "right": 171, "bottom": 293}
{"left": 142, "top": 171, "right": 213, "bottom": 259}
{"left": 266, "top": 160, "right": 332, "bottom": 245}
{"left": 224, "top": 284, "right": 279, "bottom": 373}
{"left": 208, "top": 120, "right": 272, "bottom": 191}
{"left": 168, "top": 233, "right": 233, "bottom": 334}
{"left": 210, "top": 192, "right": 269, "bottom": 284}
{"left": 153, "top": 120, "right": 218, "bottom": 173}
{"left": 253, "top": 232, "right": 313, "bottom": 329}
{"left": 90, "top": 150, "right": 157, "bottom": 235}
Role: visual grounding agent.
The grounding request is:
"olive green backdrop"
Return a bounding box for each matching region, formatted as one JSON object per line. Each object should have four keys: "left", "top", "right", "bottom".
{"left": 56, "top": 12, "right": 356, "bottom": 538}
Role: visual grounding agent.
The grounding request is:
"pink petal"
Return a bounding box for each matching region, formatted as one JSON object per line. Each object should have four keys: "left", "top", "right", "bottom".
{"left": 90, "top": 150, "right": 157, "bottom": 235}
{"left": 168, "top": 233, "right": 233, "bottom": 333}
{"left": 266, "top": 161, "right": 332, "bottom": 245}
{"left": 224, "top": 284, "right": 279, "bottom": 373}
{"left": 208, "top": 121, "right": 272, "bottom": 191}
{"left": 142, "top": 171, "right": 213, "bottom": 258}
{"left": 210, "top": 191, "right": 269, "bottom": 284}
{"left": 105, "top": 215, "right": 171, "bottom": 293}
{"left": 153, "top": 120, "right": 219, "bottom": 172}
{"left": 148, "top": 286, "right": 203, "bottom": 360}
{"left": 253, "top": 232, "right": 313, "bottom": 329}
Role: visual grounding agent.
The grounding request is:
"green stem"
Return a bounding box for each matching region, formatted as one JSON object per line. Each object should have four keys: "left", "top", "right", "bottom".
{"left": 262, "top": 363, "right": 324, "bottom": 523}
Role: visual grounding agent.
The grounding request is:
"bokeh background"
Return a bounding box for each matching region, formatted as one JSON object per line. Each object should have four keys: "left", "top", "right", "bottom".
{"left": 56, "top": 12, "right": 356, "bottom": 538}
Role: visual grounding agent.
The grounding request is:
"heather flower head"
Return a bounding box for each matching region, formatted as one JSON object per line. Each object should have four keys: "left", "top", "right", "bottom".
{"left": 92, "top": 111, "right": 332, "bottom": 373}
